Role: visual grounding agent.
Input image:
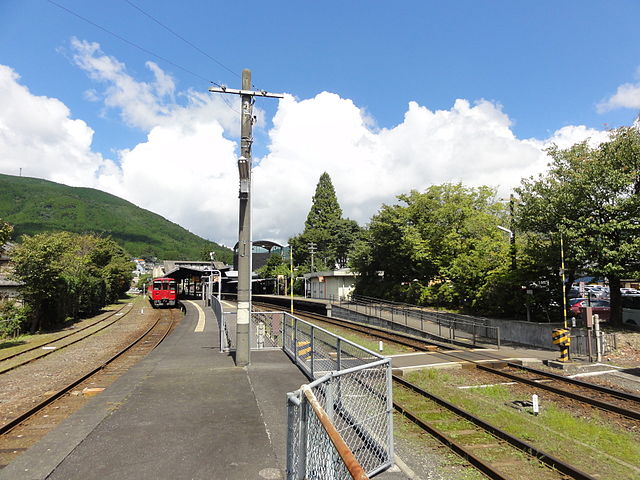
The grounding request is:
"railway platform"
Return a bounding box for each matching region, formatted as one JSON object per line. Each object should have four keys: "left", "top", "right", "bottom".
{"left": 0, "top": 300, "right": 314, "bottom": 480}
{"left": 256, "top": 295, "right": 564, "bottom": 368}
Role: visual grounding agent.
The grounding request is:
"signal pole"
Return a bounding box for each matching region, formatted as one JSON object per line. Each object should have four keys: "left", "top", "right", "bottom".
{"left": 209, "top": 70, "right": 283, "bottom": 366}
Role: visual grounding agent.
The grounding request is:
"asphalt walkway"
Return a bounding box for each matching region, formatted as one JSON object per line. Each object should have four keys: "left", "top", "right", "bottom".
{"left": 0, "top": 300, "right": 308, "bottom": 480}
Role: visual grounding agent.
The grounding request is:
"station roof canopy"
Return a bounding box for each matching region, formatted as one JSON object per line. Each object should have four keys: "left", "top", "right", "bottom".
{"left": 162, "top": 261, "right": 230, "bottom": 282}
{"left": 233, "top": 240, "right": 284, "bottom": 252}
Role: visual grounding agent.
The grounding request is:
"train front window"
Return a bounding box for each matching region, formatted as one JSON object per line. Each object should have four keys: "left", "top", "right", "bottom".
{"left": 153, "top": 282, "right": 161, "bottom": 289}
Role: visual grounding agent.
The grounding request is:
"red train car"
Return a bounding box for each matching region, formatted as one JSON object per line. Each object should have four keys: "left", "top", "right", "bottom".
{"left": 148, "top": 277, "right": 178, "bottom": 308}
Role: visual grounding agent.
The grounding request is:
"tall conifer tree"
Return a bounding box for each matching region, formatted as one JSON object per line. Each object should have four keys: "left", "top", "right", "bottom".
{"left": 304, "top": 172, "right": 342, "bottom": 232}
{"left": 289, "top": 172, "right": 360, "bottom": 270}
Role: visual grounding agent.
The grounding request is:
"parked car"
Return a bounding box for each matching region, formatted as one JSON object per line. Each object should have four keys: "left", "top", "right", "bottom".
{"left": 622, "top": 294, "right": 640, "bottom": 328}
{"left": 569, "top": 297, "right": 587, "bottom": 307}
{"left": 569, "top": 299, "right": 610, "bottom": 321}
{"left": 567, "top": 287, "right": 582, "bottom": 299}
{"left": 621, "top": 287, "right": 640, "bottom": 295}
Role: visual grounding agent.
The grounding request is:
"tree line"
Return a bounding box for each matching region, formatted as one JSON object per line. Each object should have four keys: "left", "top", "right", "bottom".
{"left": 281, "top": 125, "right": 640, "bottom": 326}
{"left": 1, "top": 227, "right": 132, "bottom": 336}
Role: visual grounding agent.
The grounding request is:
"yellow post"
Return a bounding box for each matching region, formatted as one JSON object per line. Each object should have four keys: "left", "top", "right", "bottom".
{"left": 560, "top": 232, "right": 567, "bottom": 329}
{"left": 552, "top": 328, "right": 571, "bottom": 362}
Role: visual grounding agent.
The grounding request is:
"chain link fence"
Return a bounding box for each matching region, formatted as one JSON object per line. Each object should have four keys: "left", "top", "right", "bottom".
{"left": 342, "top": 295, "right": 501, "bottom": 347}
{"left": 277, "top": 312, "right": 393, "bottom": 479}
{"left": 208, "top": 302, "right": 394, "bottom": 478}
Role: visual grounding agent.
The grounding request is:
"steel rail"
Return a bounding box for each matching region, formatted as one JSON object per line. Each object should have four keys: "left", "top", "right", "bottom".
{"left": 506, "top": 362, "right": 640, "bottom": 403}
{"left": 272, "top": 302, "right": 640, "bottom": 420}
{"left": 473, "top": 363, "right": 640, "bottom": 421}
{"left": 393, "top": 375, "right": 597, "bottom": 480}
{"left": 427, "top": 344, "right": 640, "bottom": 404}
{"left": 253, "top": 302, "right": 454, "bottom": 352}
{"left": 0, "top": 302, "right": 131, "bottom": 363}
{"left": 0, "top": 310, "right": 176, "bottom": 436}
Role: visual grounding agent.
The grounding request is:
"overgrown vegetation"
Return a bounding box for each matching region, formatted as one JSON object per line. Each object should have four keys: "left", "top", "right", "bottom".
{"left": 10, "top": 231, "right": 133, "bottom": 332}
{"left": 0, "top": 299, "right": 30, "bottom": 338}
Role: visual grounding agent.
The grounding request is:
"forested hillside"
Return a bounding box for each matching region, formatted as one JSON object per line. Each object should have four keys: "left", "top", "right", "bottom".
{"left": 0, "top": 174, "right": 231, "bottom": 262}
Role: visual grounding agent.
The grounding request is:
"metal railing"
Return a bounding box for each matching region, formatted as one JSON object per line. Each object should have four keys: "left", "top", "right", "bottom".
{"left": 342, "top": 295, "right": 501, "bottom": 347}
{"left": 288, "top": 385, "right": 367, "bottom": 480}
{"left": 252, "top": 312, "right": 393, "bottom": 479}
{"left": 207, "top": 302, "right": 394, "bottom": 478}
{"left": 570, "top": 327, "right": 617, "bottom": 358}
{"left": 210, "top": 295, "right": 230, "bottom": 352}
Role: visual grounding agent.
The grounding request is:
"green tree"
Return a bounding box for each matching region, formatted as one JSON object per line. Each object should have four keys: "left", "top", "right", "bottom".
{"left": 256, "top": 253, "right": 292, "bottom": 293}
{"left": 11, "top": 232, "right": 73, "bottom": 331}
{"left": 290, "top": 172, "right": 361, "bottom": 270}
{"left": 90, "top": 236, "right": 133, "bottom": 303}
{"left": 0, "top": 219, "right": 13, "bottom": 250}
{"left": 516, "top": 126, "right": 640, "bottom": 325}
{"left": 137, "top": 273, "right": 151, "bottom": 291}
{"left": 11, "top": 232, "right": 133, "bottom": 331}
{"left": 0, "top": 300, "right": 30, "bottom": 338}
{"left": 351, "top": 183, "right": 509, "bottom": 309}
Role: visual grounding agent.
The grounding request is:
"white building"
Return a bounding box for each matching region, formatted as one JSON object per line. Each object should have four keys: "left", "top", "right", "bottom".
{"left": 304, "top": 269, "right": 357, "bottom": 301}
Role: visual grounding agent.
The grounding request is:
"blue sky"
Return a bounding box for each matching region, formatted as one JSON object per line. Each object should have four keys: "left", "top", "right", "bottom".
{"left": 1, "top": 1, "right": 639, "bottom": 246}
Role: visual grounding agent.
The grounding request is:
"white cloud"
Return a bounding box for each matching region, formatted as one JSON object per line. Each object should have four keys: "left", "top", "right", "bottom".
{"left": 535, "top": 124, "right": 610, "bottom": 150}
{"left": 96, "top": 121, "right": 239, "bottom": 245}
{"left": 0, "top": 64, "right": 114, "bottom": 186}
{"left": 255, "top": 95, "right": 554, "bottom": 242}
{"left": 597, "top": 67, "right": 640, "bottom": 112}
{"left": 69, "top": 38, "right": 240, "bottom": 133}
{"left": 0, "top": 40, "right": 614, "bottom": 248}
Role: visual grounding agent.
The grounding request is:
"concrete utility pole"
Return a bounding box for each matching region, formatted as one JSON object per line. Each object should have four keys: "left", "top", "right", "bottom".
{"left": 209, "top": 70, "right": 283, "bottom": 366}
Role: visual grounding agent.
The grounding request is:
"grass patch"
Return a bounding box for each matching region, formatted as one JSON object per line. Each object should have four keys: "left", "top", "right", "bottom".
{"left": 0, "top": 336, "right": 28, "bottom": 350}
{"left": 401, "top": 367, "right": 640, "bottom": 480}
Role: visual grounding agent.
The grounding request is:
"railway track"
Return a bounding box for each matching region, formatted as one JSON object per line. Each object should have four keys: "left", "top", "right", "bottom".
{"left": 260, "top": 304, "right": 640, "bottom": 422}
{"left": 393, "top": 375, "right": 597, "bottom": 480}
{"left": 0, "top": 307, "right": 180, "bottom": 469}
{"left": 0, "top": 302, "right": 133, "bottom": 374}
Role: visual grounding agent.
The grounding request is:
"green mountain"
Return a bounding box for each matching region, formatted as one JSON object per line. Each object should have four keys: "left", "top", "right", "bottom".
{"left": 0, "top": 173, "right": 232, "bottom": 262}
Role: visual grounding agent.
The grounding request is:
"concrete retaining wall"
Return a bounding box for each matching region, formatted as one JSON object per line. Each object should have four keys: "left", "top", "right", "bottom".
{"left": 482, "top": 318, "right": 561, "bottom": 349}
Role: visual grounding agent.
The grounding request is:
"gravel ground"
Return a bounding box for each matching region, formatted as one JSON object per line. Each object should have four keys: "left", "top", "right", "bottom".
{"left": 552, "top": 330, "right": 640, "bottom": 395}
{"left": 0, "top": 296, "right": 159, "bottom": 425}
{"left": 1, "top": 302, "right": 637, "bottom": 480}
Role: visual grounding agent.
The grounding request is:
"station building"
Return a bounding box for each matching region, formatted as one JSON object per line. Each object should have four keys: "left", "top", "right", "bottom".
{"left": 304, "top": 268, "right": 357, "bottom": 301}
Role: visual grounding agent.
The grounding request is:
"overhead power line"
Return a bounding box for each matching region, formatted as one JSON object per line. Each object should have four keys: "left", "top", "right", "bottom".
{"left": 124, "top": 0, "right": 241, "bottom": 81}
{"left": 47, "top": 0, "right": 212, "bottom": 84}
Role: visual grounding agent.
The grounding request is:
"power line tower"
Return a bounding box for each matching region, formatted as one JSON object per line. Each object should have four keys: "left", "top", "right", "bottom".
{"left": 209, "top": 70, "right": 283, "bottom": 366}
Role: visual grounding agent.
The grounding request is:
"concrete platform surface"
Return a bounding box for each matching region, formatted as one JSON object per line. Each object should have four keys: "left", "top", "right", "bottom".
{"left": 389, "top": 345, "right": 561, "bottom": 374}
{"left": 0, "top": 300, "right": 309, "bottom": 480}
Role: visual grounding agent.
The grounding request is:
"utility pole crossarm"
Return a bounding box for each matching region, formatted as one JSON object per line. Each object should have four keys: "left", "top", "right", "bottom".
{"left": 208, "top": 86, "right": 284, "bottom": 98}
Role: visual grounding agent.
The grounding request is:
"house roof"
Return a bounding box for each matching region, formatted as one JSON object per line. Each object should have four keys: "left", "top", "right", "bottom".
{"left": 304, "top": 268, "right": 357, "bottom": 279}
